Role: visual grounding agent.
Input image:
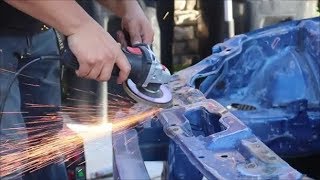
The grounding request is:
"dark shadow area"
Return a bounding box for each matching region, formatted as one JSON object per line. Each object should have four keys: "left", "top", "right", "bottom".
{"left": 285, "top": 154, "right": 320, "bottom": 179}
{"left": 184, "top": 107, "right": 224, "bottom": 137}
{"left": 157, "top": 0, "right": 174, "bottom": 72}
{"left": 198, "top": 0, "right": 225, "bottom": 60}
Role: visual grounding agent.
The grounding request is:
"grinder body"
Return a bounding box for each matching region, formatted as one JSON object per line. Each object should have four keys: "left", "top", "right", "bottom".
{"left": 60, "top": 42, "right": 172, "bottom": 108}
{"left": 61, "top": 44, "right": 151, "bottom": 86}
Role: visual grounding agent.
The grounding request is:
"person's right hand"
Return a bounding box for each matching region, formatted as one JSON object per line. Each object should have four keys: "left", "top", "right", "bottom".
{"left": 67, "top": 21, "right": 131, "bottom": 84}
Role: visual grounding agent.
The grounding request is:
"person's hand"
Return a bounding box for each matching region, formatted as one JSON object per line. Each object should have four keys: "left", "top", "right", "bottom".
{"left": 117, "top": 5, "right": 154, "bottom": 46}
{"left": 67, "top": 21, "right": 131, "bottom": 84}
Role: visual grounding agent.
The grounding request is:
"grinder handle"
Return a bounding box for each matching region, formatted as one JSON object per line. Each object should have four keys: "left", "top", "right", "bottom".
{"left": 60, "top": 46, "right": 120, "bottom": 76}
{"left": 60, "top": 41, "right": 152, "bottom": 86}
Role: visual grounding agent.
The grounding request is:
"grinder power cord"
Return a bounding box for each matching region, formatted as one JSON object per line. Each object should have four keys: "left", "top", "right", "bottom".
{"left": 0, "top": 38, "right": 173, "bottom": 122}
{"left": 0, "top": 55, "right": 59, "bottom": 122}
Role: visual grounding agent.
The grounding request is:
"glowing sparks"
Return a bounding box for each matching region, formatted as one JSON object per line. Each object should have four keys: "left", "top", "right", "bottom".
{"left": 21, "top": 83, "right": 40, "bottom": 87}
{"left": 112, "top": 108, "right": 160, "bottom": 132}
{"left": 0, "top": 111, "right": 28, "bottom": 114}
{"left": 0, "top": 96, "right": 160, "bottom": 178}
{"left": 163, "top": 12, "right": 170, "bottom": 20}
{"left": 0, "top": 73, "right": 161, "bottom": 178}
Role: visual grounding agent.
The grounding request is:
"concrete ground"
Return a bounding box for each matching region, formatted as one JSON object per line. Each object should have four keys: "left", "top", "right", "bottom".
{"left": 99, "top": 161, "right": 163, "bottom": 180}
{"left": 145, "top": 161, "right": 163, "bottom": 180}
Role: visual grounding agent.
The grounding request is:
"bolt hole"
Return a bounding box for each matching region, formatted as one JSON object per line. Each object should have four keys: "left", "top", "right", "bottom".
{"left": 198, "top": 156, "right": 204, "bottom": 159}
{"left": 246, "top": 163, "right": 256, "bottom": 169}
{"left": 221, "top": 155, "right": 228, "bottom": 158}
{"left": 170, "top": 124, "right": 177, "bottom": 126}
{"left": 268, "top": 156, "right": 276, "bottom": 160}
{"left": 225, "top": 48, "right": 232, "bottom": 52}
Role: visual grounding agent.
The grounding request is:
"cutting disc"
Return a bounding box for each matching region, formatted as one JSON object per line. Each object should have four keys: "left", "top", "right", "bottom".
{"left": 123, "top": 79, "right": 173, "bottom": 108}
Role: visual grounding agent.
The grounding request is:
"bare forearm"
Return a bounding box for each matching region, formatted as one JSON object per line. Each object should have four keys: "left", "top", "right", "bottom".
{"left": 4, "top": 0, "right": 96, "bottom": 36}
{"left": 97, "top": 0, "right": 141, "bottom": 18}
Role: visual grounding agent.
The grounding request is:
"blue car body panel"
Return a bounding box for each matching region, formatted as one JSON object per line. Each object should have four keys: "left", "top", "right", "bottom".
{"left": 112, "top": 17, "right": 319, "bottom": 179}
{"left": 190, "top": 17, "right": 320, "bottom": 157}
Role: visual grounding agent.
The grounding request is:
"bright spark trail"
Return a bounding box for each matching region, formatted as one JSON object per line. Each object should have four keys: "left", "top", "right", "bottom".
{"left": 0, "top": 93, "right": 161, "bottom": 178}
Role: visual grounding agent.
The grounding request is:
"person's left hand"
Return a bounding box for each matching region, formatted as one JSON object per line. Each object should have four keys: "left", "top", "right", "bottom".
{"left": 117, "top": 6, "right": 154, "bottom": 47}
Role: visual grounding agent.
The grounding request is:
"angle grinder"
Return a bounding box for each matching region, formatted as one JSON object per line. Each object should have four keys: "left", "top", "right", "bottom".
{"left": 60, "top": 42, "right": 173, "bottom": 108}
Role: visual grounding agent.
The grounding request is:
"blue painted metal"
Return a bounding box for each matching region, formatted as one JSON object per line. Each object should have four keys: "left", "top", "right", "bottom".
{"left": 137, "top": 120, "right": 169, "bottom": 161}
{"left": 159, "top": 101, "right": 302, "bottom": 179}
{"left": 187, "top": 17, "right": 320, "bottom": 157}
{"left": 112, "top": 17, "right": 319, "bottom": 179}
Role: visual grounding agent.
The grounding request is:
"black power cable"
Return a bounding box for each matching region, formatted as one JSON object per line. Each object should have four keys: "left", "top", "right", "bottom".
{"left": 0, "top": 56, "right": 60, "bottom": 122}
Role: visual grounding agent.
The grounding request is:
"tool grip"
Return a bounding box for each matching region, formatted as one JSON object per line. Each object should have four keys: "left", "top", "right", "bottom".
{"left": 60, "top": 41, "right": 151, "bottom": 86}
{"left": 60, "top": 47, "right": 120, "bottom": 76}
